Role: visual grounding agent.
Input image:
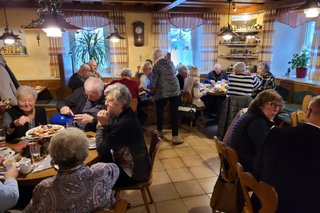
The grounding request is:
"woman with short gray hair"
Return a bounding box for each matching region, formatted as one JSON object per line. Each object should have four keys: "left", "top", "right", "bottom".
{"left": 24, "top": 128, "right": 119, "bottom": 213}
{"left": 3, "top": 86, "right": 47, "bottom": 140}
{"left": 254, "top": 62, "right": 275, "bottom": 97}
{"left": 96, "top": 83, "right": 150, "bottom": 187}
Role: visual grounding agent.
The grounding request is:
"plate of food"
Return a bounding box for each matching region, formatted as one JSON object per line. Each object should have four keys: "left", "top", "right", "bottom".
{"left": 25, "top": 124, "right": 65, "bottom": 139}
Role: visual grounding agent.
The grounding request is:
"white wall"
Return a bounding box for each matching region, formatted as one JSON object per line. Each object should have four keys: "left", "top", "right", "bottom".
{"left": 271, "top": 21, "right": 306, "bottom": 77}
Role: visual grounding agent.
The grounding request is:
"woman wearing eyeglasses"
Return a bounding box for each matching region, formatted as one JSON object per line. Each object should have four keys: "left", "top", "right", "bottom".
{"left": 227, "top": 89, "right": 284, "bottom": 174}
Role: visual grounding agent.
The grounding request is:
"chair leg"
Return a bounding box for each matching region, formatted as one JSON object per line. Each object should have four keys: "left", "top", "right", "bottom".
{"left": 140, "top": 188, "right": 151, "bottom": 213}
{"left": 146, "top": 186, "right": 154, "bottom": 204}
{"left": 189, "top": 120, "right": 193, "bottom": 132}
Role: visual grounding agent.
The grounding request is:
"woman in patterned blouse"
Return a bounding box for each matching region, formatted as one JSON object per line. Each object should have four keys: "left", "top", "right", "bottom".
{"left": 254, "top": 62, "right": 276, "bottom": 97}
{"left": 24, "top": 128, "right": 119, "bottom": 213}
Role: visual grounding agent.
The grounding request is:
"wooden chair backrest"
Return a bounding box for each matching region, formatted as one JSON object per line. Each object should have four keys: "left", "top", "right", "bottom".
{"left": 236, "top": 163, "right": 278, "bottom": 213}
{"left": 148, "top": 132, "right": 161, "bottom": 182}
{"left": 181, "top": 91, "right": 193, "bottom": 104}
{"left": 301, "top": 95, "right": 313, "bottom": 111}
{"left": 131, "top": 98, "right": 138, "bottom": 112}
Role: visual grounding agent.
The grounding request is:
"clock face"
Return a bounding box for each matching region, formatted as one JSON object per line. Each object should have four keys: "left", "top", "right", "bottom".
{"left": 135, "top": 26, "right": 143, "bottom": 35}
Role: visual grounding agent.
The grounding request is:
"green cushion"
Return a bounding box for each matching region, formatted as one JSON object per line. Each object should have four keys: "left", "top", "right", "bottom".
{"left": 292, "top": 91, "right": 316, "bottom": 104}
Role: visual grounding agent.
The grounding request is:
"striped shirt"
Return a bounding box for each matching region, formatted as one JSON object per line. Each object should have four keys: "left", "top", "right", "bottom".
{"left": 227, "top": 74, "right": 261, "bottom": 97}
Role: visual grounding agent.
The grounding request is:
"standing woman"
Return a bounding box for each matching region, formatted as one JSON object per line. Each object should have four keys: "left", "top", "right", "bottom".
{"left": 254, "top": 62, "right": 275, "bottom": 97}
{"left": 2, "top": 86, "right": 47, "bottom": 141}
{"left": 150, "top": 49, "right": 183, "bottom": 145}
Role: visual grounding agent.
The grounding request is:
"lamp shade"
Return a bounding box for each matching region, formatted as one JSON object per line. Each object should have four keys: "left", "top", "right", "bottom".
{"left": 0, "top": 28, "right": 21, "bottom": 45}
{"left": 218, "top": 24, "right": 238, "bottom": 40}
{"left": 106, "top": 28, "right": 125, "bottom": 43}
{"left": 293, "top": 0, "right": 320, "bottom": 18}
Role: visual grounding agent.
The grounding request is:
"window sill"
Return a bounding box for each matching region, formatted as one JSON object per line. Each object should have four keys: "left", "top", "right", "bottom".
{"left": 276, "top": 75, "right": 320, "bottom": 86}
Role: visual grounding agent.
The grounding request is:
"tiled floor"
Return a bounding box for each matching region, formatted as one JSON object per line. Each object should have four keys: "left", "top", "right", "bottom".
{"left": 119, "top": 124, "right": 220, "bottom": 213}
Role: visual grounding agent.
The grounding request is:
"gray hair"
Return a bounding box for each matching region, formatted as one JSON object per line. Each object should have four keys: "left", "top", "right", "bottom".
{"left": 120, "top": 68, "right": 132, "bottom": 77}
{"left": 257, "top": 62, "right": 270, "bottom": 73}
{"left": 80, "top": 64, "right": 90, "bottom": 71}
{"left": 152, "top": 48, "right": 165, "bottom": 62}
{"left": 84, "top": 77, "right": 104, "bottom": 96}
{"left": 104, "top": 83, "right": 132, "bottom": 109}
{"left": 233, "top": 62, "right": 246, "bottom": 74}
{"left": 16, "top": 86, "right": 37, "bottom": 101}
{"left": 213, "top": 63, "right": 222, "bottom": 71}
{"left": 142, "top": 61, "right": 152, "bottom": 69}
{"left": 178, "top": 65, "right": 188, "bottom": 75}
{"left": 49, "top": 128, "right": 89, "bottom": 167}
{"left": 88, "top": 59, "right": 97, "bottom": 66}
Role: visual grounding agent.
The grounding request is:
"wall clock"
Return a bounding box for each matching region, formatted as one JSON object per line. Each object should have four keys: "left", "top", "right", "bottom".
{"left": 133, "top": 21, "right": 144, "bottom": 47}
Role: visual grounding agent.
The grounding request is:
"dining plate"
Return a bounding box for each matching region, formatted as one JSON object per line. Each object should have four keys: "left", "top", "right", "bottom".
{"left": 25, "top": 124, "right": 65, "bottom": 139}
{"left": 0, "top": 147, "right": 16, "bottom": 160}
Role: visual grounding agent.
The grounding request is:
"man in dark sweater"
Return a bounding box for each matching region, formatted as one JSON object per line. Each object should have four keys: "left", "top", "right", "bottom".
{"left": 203, "top": 63, "right": 228, "bottom": 84}
{"left": 68, "top": 64, "right": 91, "bottom": 92}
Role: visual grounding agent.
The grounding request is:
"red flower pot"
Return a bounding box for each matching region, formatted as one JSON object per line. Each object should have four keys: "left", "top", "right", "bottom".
{"left": 296, "top": 67, "right": 307, "bottom": 78}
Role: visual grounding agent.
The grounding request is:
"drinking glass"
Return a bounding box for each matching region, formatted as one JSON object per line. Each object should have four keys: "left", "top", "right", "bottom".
{"left": 0, "top": 128, "right": 6, "bottom": 147}
{"left": 29, "top": 143, "right": 41, "bottom": 163}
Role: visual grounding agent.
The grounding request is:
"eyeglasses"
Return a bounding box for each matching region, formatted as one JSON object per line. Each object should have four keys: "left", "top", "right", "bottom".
{"left": 267, "top": 101, "right": 283, "bottom": 109}
{"left": 105, "top": 98, "right": 114, "bottom": 104}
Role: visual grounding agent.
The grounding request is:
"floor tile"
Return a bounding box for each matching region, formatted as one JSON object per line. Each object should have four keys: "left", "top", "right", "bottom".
{"left": 161, "top": 157, "right": 186, "bottom": 169}
{"left": 173, "top": 180, "right": 206, "bottom": 197}
{"left": 153, "top": 159, "right": 165, "bottom": 172}
{"left": 126, "top": 203, "right": 157, "bottom": 213}
{"left": 149, "top": 183, "right": 180, "bottom": 202}
{"left": 189, "top": 165, "right": 217, "bottom": 179}
{"left": 182, "top": 195, "right": 211, "bottom": 212}
{"left": 174, "top": 147, "right": 198, "bottom": 157}
{"left": 181, "top": 155, "right": 205, "bottom": 167}
{"left": 166, "top": 167, "right": 195, "bottom": 182}
{"left": 197, "top": 177, "right": 217, "bottom": 194}
{"left": 192, "top": 144, "right": 215, "bottom": 154}
{"left": 152, "top": 170, "right": 172, "bottom": 185}
{"left": 158, "top": 149, "right": 178, "bottom": 159}
{"left": 155, "top": 199, "right": 188, "bottom": 213}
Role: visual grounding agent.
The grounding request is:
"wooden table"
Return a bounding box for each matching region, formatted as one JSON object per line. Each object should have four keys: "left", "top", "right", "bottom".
{"left": 5, "top": 134, "right": 99, "bottom": 186}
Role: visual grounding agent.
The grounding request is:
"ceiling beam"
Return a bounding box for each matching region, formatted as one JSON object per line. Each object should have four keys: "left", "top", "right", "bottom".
{"left": 158, "top": 0, "right": 187, "bottom": 12}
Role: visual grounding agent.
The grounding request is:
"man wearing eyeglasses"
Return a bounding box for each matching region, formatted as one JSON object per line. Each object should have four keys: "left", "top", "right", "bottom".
{"left": 56, "top": 77, "right": 105, "bottom": 132}
{"left": 256, "top": 95, "right": 320, "bottom": 213}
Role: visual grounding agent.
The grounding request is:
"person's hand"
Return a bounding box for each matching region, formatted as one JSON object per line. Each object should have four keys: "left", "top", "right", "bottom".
{"left": 60, "top": 106, "right": 74, "bottom": 116}
{"left": 137, "top": 65, "right": 141, "bottom": 71}
{"left": 97, "top": 110, "right": 110, "bottom": 126}
{"left": 210, "top": 80, "right": 215, "bottom": 85}
{"left": 74, "top": 114, "right": 93, "bottom": 125}
{"left": 5, "top": 166, "right": 18, "bottom": 180}
{"left": 15, "top": 116, "right": 31, "bottom": 127}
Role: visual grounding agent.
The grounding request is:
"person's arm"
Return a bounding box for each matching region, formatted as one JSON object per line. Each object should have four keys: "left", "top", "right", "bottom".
{"left": 0, "top": 166, "right": 19, "bottom": 212}
{"left": 247, "top": 118, "right": 272, "bottom": 151}
{"left": 203, "top": 72, "right": 213, "bottom": 84}
{"left": 150, "top": 67, "right": 159, "bottom": 94}
{"left": 192, "top": 82, "right": 205, "bottom": 99}
{"left": 252, "top": 75, "right": 262, "bottom": 93}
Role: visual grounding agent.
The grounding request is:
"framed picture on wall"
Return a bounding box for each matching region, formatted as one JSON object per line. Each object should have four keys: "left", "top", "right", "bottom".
{"left": 0, "top": 29, "right": 27, "bottom": 56}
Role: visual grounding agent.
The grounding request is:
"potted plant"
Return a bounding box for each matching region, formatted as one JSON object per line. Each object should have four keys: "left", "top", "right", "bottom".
{"left": 288, "top": 49, "right": 311, "bottom": 78}
{"left": 70, "top": 30, "right": 109, "bottom": 70}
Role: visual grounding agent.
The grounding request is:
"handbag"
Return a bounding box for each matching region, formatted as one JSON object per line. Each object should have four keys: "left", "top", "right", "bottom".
{"left": 210, "top": 151, "right": 244, "bottom": 213}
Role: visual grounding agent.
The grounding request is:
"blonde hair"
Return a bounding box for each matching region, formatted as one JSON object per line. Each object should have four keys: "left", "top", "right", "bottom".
{"left": 189, "top": 66, "right": 199, "bottom": 77}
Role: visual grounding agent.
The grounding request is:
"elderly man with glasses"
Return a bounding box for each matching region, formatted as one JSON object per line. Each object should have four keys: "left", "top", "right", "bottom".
{"left": 56, "top": 77, "right": 105, "bottom": 132}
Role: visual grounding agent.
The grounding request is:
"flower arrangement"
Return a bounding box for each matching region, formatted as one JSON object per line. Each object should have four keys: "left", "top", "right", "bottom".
{"left": 288, "top": 49, "right": 311, "bottom": 69}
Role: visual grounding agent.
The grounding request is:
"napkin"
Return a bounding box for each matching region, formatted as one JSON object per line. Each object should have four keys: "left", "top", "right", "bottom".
{"left": 32, "top": 155, "right": 52, "bottom": 173}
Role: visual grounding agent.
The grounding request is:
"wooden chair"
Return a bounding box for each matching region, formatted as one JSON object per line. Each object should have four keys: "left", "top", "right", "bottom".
{"left": 114, "top": 132, "right": 161, "bottom": 213}
{"left": 236, "top": 163, "right": 278, "bottom": 213}
{"left": 131, "top": 98, "right": 138, "bottom": 112}
{"left": 93, "top": 198, "right": 128, "bottom": 213}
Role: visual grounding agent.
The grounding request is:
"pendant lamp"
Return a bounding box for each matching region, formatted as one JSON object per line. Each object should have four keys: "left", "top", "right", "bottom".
{"left": 106, "top": 4, "right": 125, "bottom": 43}
{"left": 293, "top": 0, "right": 320, "bottom": 18}
{"left": 218, "top": 0, "right": 238, "bottom": 41}
{"left": 0, "top": 8, "right": 21, "bottom": 45}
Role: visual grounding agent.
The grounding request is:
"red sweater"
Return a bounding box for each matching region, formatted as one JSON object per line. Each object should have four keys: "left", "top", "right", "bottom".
{"left": 109, "top": 78, "right": 139, "bottom": 99}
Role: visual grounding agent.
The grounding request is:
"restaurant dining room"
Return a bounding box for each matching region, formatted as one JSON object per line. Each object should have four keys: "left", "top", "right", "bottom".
{"left": 0, "top": 0, "right": 320, "bottom": 212}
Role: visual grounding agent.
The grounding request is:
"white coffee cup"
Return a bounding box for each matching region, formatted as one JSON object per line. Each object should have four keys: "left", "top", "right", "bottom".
{"left": 3, "top": 158, "right": 16, "bottom": 170}
{"left": 19, "top": 157, "right": 33, "bottom": 174}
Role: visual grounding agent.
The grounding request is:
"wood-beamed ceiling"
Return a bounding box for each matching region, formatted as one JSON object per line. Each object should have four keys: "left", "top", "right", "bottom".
{"left": 0, "top": 0, "right": 306, "bottom": 14}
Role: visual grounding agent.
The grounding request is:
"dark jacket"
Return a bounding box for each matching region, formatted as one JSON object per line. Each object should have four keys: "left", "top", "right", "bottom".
{"left": 96, "top": 107, "right": 150, "bottom": 184}
{"left": 56, "top": 87, "right": 105, "bottom": 132}
{"left": 68, "top": 73, "right": 85, "bottom": 92}
{"left": 176, "top": 73, "right": 185, "bottom": 90}
{"left": 257, "top": 124, "right": 320, "bottom": 213}
{"left": 151, "top": 58, "right": 180, "bottom": 100}
{"left": 203, "top": 70, "right": 228, "bottom": 84}
{"left": 227, "top": 107, "right": 274, "bottom": 174}
{"left": 6, "top": 106, "right": 47, "bottom": 140}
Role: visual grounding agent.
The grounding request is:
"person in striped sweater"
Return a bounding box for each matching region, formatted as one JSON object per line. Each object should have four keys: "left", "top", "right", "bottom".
{"left": 227, "top": 62, "right": 261, "bottom": 97}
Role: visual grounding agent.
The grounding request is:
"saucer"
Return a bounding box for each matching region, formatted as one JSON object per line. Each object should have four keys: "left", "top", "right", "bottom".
{"left": 0, "top": 147, "right": 15, "bottom": 160}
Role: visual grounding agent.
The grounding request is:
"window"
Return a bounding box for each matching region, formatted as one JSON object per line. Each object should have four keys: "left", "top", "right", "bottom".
{"left": 169, "top": 26, "right": 203, "bottom": 71}
{"left": 304, "top": 21, "right": 316, "bottom": 50}
{"left": 67, "top": 27, "right": 111, "bottom": 77}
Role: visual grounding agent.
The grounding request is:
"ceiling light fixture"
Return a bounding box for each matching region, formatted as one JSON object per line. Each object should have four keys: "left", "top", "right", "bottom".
{"left": 0, "top": 8, "right": 21, "bottom": 45}
{"left": 218, "top": 0, "right": 238, "bottom": 41}
{"left": 21, "top": 0, "right": 81, "bottom": 37}
{"left": 293, "top": 0, "right": 320, "bottom": 18}
{"left": 106, "top": 4, "right": 125, "bottom": 43}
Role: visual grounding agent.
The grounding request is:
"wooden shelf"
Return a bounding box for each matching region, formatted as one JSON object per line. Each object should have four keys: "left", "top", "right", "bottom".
{"left": 234, "top": 30, "right": 262, "bottom": 35}
{"left": 220, "top": 43, "right": 259, "bottom": 48}
{"left": 219, "top": 55, "right": 259, "bottom": 59}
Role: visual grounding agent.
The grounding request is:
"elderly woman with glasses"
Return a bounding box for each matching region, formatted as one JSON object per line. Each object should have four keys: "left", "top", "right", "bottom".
{"left": 24, "top": 128, "right": 119, "bottom": 213}
{"left": 96, "top": 83, "right": 150, "bottom": 188}
{"left": 2, "top": 86, "right": 47, "bottom": 141}
{"left": 227, "top": 89, "right": 284, "bottom": 174}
